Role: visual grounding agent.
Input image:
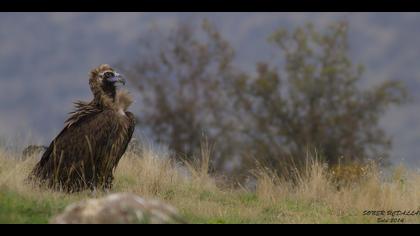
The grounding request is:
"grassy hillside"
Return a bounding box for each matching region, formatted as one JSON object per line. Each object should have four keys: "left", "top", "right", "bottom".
{"left": 1, "top": 145, "right": 419, "bottom": 224}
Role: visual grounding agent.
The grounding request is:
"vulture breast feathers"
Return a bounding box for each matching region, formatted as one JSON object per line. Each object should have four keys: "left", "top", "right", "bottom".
{"left": 30, "top": 64, "right": 136, "bottom": 192}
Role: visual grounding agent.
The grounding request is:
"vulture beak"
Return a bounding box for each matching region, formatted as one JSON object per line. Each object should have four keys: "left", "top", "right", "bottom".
{"left": 107, "top": 72, "right": 126, "bottom": 85}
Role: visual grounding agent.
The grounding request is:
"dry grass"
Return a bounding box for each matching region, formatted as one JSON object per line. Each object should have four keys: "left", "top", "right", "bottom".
{"left": 1, "top": 144, "right": 420, "bottom": 224}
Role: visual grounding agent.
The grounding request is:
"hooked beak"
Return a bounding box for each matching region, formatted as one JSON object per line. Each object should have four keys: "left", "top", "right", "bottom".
{"left": 107, "top": 72, "right": 126, "bottom": 85}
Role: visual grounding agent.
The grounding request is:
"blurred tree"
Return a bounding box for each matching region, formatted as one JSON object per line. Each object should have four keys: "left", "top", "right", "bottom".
{"left": 123, "top": 20, "right": 408, "bottom": 179}
{"left": 232, "top": 22, "right": 408, "bottom": 175}
{"left": 122, "top": 20, "right": 240, "bottom": 170}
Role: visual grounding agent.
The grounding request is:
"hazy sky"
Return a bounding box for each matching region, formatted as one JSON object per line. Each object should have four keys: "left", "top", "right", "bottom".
{"left": 0, "top": 12, "right": 419, "bottom": 166}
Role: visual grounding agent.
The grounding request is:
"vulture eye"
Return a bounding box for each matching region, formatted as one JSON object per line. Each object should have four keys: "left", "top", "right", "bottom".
{"left": 103, "top": 72, "right": 115, "bottom": 79}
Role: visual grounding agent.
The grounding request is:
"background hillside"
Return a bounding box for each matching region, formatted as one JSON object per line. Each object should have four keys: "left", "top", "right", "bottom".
{"left": 0, "top": 13, "right": 420, "bottom": 166}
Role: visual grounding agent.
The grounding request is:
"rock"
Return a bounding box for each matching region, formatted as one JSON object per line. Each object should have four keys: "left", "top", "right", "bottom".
{"left": 50, "top": 193, "right": 185, "bottom": 224}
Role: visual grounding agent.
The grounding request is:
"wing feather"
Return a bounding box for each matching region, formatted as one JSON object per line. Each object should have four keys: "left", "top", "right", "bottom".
{"left": 32, "top": 108, "right": 135, "bottom": 191}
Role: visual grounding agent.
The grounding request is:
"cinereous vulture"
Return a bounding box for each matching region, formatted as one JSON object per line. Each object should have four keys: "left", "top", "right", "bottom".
{"left": 29, "top": 64, "right": 136, "bottom": 192}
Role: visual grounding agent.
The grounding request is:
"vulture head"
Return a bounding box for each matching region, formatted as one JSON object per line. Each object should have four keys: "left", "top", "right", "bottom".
{"left": 89, "top": 64, "right": 126, "bottom": 101}
{"left": 88, "top": 64, "right": 133, "bottom": 113}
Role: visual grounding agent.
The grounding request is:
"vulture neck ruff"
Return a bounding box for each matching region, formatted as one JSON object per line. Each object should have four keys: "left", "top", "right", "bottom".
{"left": 91, "top": 86, "right": 133, "bottom": 114}
{"left": 65, "top": 66, "right": 133, "bottom": 128}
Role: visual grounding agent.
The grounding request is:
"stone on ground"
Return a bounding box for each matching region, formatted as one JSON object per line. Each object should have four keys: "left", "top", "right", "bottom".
{"left": 50, "top": 192, "right": 185, "bottom": 224}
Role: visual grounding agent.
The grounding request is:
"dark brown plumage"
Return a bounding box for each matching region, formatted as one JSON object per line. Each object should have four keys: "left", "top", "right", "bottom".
{"left": 29, "top": 64, "right": 136, "bottom": 192}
